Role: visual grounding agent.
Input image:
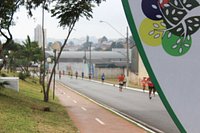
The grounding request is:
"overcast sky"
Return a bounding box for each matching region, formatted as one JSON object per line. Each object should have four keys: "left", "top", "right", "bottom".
{"left": 8, "top": 0, "right": 130, "bottom": 41}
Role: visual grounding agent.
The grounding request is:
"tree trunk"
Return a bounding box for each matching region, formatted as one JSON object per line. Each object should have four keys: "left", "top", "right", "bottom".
{"left": 46, "top": 22, "right": 76, "bottom": 98}
{"left": 43, "top": 91, "right": 49, "bottom": 102}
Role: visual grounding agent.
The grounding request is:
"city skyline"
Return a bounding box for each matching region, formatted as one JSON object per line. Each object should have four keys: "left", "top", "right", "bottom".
{"left": 6, "top": 0, "right": 130, "bottom": 42}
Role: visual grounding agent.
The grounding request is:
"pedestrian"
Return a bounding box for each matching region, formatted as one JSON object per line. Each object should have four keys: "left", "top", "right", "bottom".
{"left": 81, "top": 72, "right": 84, "bottom": 79}
{"left": 63, "top": 70, "right": 65, "bottom": 75}
{"left": 141, "top": 77, "right": 147, "bottom": 92}
{"left": 59, "top": 70, "right": 61, "bottom": 79}
{"left": 75, "top": 71, "right": 78, "bottom": 79}
{"left": 118, "top": 74, "right": 125, "bottom": 92}
{"left": 89, "top": 73, "right": 91, "bottom": 79}
{"left": 70, "top": 72, "right": 73, "bottom": 79}
{"left": 147, "top": 77, "right": 154, "bottom": 99}
{"left": 101, "top": 73, "right": 105, "bottom": 83}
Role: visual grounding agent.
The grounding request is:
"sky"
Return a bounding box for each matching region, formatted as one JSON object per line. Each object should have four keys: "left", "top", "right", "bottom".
{"left": 8, "top": 0, "right": 130, "bottom": 41}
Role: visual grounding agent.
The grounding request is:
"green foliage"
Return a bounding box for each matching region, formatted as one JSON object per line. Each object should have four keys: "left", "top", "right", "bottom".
{"left": 0, "top": 0, "right": 22, "bottom": 41}
{"left": 22, "top": 36, "right": 43, "bottom": 63}
{"left": 0, "top": 73, "right": 7, "bottom": 77}
{"left": 106, "top": 41, "right": 124, "bottom": 51}
{"left": 1, "top": 0, "right": 106, "bottom": 102}
{"left": 51, "top": 1, "right": 93, "bottom": 28}
{"left": 18, "top": 72, "right": 30, "bottom": 81}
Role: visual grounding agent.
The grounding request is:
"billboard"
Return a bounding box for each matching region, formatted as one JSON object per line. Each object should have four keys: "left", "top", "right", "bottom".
{"left": 122, "top": 0, "right": 200, "bottom": 132}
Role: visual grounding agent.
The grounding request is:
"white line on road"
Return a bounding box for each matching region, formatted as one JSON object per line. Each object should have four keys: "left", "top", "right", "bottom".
{"left": 58, "top": 80, "right": 157, "bottom": 133}
{"left": 81, "top": 107, "right": 87, "bottom": 111}
{"left": 67, "top": 95, "right": 70, "bottom": 98}
{"left": 73, "top": 100, "right": 77, "bottom": 103}
{"left": 95, "top": 118, "right": 105, "bottom": 125}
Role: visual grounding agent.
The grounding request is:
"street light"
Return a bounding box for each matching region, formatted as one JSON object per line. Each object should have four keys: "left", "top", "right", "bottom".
{"left": 100, "top": 20, "right": 130, "bottom": 85}
{"left": 46, "top": 57, "right": 51, "bottom": 85}
{"left": 51, "top": 41, "right": 61, "bottom": 100}
{"left": 99, "top": 20, "right": 126, "bottom": 38}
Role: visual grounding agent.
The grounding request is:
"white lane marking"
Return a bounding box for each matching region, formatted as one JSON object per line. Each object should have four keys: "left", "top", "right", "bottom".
{"left": 95, "top": 118, "right": 105, "bottom": 125}
{"left": 67, "top": 95, "right": 70, "bottom": 98}
{"left": 81, "top": 107, "right": 87, "bottom": 111}
{"left": 58, "top": 81, "right": 157, "bottom": 133}
{"left": 73, "top": 100, "right": 77, "bottom": 103}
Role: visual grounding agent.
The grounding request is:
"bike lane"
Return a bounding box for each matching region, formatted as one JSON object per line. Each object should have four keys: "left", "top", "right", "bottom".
{"left": 55, "top": 82, "right": 148, "bottom": 133}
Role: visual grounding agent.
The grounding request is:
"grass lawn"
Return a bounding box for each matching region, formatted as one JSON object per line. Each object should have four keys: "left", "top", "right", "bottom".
{"left": 0, "top": 76, "right": 78, "bottom": 133}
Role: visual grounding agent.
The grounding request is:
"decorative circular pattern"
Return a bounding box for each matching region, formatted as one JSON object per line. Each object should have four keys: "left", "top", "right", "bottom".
{"left": 162, "top": 31, "right": 192, "bottom": 56}
{"left": 139, "top": 18, "right": 165, "bottom": 46}
{"left": 140, "top": 0, "right": 200, "bottom": 56}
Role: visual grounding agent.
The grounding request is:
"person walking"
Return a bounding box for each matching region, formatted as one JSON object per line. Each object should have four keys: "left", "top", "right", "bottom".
{"left": 59, "top": 70, "right": 61, "bottom": 79}
{"left": 70, "top": 72, "right": 73, "bottom": 79}
{"left": 101, "top": 73, "right": 105, "bottom": 83}
{"left": 81, "top": 72, "right": 84, "bottom": 79}
{"left": 118, "top": 74, "right": 125, "bottom": 92}
{"left": 75, "top": 71, "right": 78, "bottom": 79}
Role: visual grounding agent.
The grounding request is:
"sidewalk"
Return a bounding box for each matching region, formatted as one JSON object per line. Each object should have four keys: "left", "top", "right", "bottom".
{"left": 55, "top": 82, "right": 148, "bottom": 133}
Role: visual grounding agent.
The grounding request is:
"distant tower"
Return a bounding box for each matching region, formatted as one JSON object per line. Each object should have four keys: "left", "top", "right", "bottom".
{"left": 34, "top": 24, "right": 47, "bottom": 48}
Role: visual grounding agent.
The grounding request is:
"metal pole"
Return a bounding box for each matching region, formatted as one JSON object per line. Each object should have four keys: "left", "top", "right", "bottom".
{"left": 57, "top": 52, "right": 59, "bottom": 71}
{"left": 126, "top": 26, "right": 129, "bottom": 86}
{"left": 53, "top": 50, "right": 56, "bottom": 100}
{"left": 89, "top": 42, "right": 91, "bottom": 79}
{"left": 126, "top": 26, "right": 129, "bottom": 76}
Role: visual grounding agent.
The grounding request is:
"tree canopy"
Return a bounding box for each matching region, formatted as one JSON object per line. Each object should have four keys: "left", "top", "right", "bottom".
{"left": 0, "top": 0, "right": 106, "bottom": 102}
{"left": 0, "top": 0, "right": 105, "bottom": 43}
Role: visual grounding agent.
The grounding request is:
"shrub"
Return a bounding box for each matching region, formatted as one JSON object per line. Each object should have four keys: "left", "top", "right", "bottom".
{"left": 0, "top": 73, "right": 7, "bottom": 77}
{"left": 18, "top": 72, "right": 27, "bottom": 80}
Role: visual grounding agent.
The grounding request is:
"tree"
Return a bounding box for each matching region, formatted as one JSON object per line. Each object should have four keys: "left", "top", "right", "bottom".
{"left": 106, "top": 41, "right": 124, "bottom": 51}
{"left": 44, "top": 0, "right": 105, "bottom": 102}
{"left": 0, "top": 0, "right": 23, "bottom": 47}
{"left": 2, "top": 41, "right": 21, "bottom": 72}
{"left": 20, "top": 36, "right": 42, "bottom": 74}
{"left": 0, "top": 0, "right": 22, "bottom": 70}
{"left": 0, "top": 0, "right": 106, "bottom": 102}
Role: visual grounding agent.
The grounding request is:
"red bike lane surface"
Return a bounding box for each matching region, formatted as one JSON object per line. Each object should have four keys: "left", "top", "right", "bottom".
{"left": 55, "top": 83, "right": 147, "bottom": 133}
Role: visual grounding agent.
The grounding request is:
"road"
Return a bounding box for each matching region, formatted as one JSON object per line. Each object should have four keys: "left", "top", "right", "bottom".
{"left": 57, "top": 75, "right": 179, "bottom": 133}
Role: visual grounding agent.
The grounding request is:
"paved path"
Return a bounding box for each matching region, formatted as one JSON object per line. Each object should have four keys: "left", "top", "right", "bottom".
{"left": 55, "top": 82, "right": 148, "bottom": 133}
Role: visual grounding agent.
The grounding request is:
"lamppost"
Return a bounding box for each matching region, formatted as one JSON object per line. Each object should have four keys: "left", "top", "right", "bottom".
{"left": 0, "top": 59, "right": 3, "bottom": 66}
{"left": 46, "top": 57, "right": 51, "bottom": 86}
{"left": 51, "top": 41, "right": 61, "bottom": 100}
{"left": 86, "top": 36, "right": 92, "bottom": 79}
{"left": 100, "top": 20, "right": 130, "bottom": 85}
{"left": 5, "top": 55, "right": 9, "bottom": 72}
{"left": 89, "top": 41, "right": 92, "bottom": 79}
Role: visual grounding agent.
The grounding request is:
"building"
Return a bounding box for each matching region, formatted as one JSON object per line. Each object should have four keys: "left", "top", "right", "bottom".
{"left": 46, "top": 49, "right": 149, "bottom": 85}
{"left": 46, "top": 50, "right": 127, "bottom": 78}
{"left": 34, "top": 24, "right": 47, "bottom": 48}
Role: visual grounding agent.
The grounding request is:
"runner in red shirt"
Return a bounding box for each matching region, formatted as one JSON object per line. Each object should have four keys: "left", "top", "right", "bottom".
{"left": 141, "top": 77, "right": 147, "bottom": 92}
{"left": 118, "top": 74, "right": 125, "bottom": 92}
{"left": 147, "top": 77, "right": 154, "bottom": 99}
